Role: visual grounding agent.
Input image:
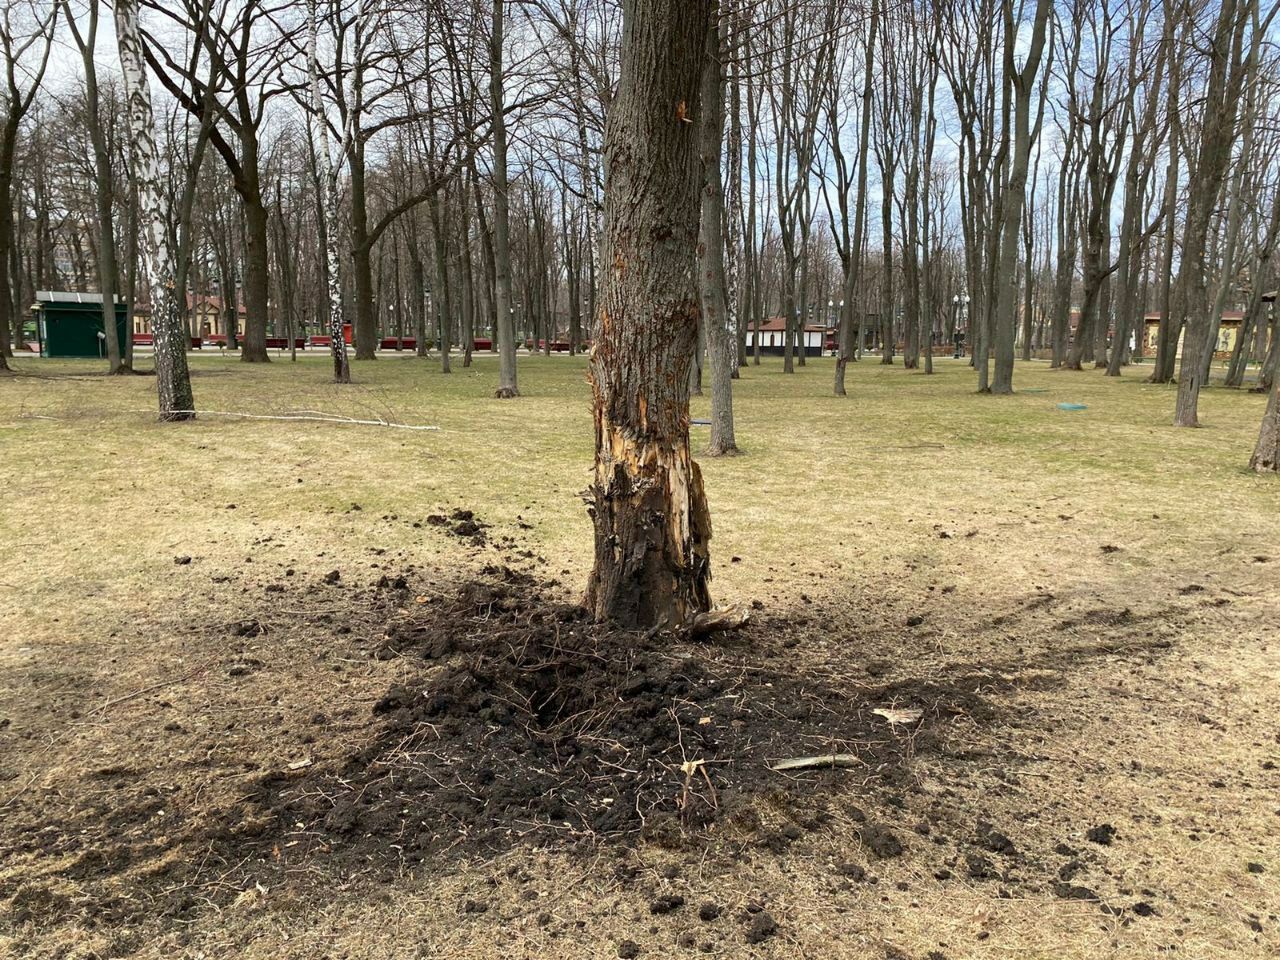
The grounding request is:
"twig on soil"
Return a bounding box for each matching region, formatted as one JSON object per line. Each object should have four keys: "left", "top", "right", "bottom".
{"left": 90, "top": 653, "right": 223, "bottom": 716}
{"left": 768, "top": 753, "right": 865, "bottom": 772}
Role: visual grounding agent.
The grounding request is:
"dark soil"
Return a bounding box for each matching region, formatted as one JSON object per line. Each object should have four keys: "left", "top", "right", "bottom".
{"left": 0, "top": 524, "right": 1221, "bottom": 953}
{"left": 246, "top": 567, "right": 924, "bottom": 865}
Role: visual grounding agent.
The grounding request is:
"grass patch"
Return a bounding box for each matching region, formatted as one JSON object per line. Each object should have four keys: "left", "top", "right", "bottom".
{"left": 1, "top": 353, "right": 1277, "bottom": 960}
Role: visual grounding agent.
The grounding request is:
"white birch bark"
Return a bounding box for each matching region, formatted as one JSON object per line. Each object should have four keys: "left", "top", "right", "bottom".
{"left": 112, "top": 0, "right": 194, "bottom": 419}
{"left": 308, "top": 0, "right": 351, "bottom": 383}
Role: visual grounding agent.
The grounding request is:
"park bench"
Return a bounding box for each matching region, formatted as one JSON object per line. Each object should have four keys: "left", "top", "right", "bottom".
{"left": 309, "top": 335, "right": 333, "bottom": 348}
{"left": 473, "top": 337, "right": 493, "bottom": 350}
{"left": 380, "top": 337, "right": 417, "bottom": 350}
{"left": 132, "top": 333, "right": 153, "bottom": 347}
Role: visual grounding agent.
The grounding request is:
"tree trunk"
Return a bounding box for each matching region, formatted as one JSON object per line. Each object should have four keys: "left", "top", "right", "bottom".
{"left": 349, "top": 156, "right": 378, "bottom": 360}
{"left": 1251, "top": 372, "right": 1280, "bottom": 471}
{"left": 880, "top": 177, "right": 895, "bottom": 365}
{"left": 459, "top": 188, "right": 476, "bottom": 367}
{"left": 833, "top": 1, "right": 877, "bottom": 393}
{"left": 1175, "top": 0, "right": 1252, "bottom": 426}
{"left": 585, "top": 0, "right": 714, "bottom": 628}
{"left": 490, "top": 0, "right": 518, "bottom": 397}
{"left": 0, "top": 116, "right": 18, "bottom": 368}
{"left": 72, "top": 6, "right": 127, "bottom": 374}
{"left": 240, "top": 189, "right": 271, "bottom": 363}
{"left": 991, "top": 0, "right": 1049, "bottom": 394}
{"left": 306, "top": 0, "right": 350, "bottom": 382}
{"left": 697, "top": 15, "right": 738, "bottom": 456}
{"left": 113, "top": 0, "right": 194, "bottom": 419}
{"left": 429, "top": 189, "right": 452, "bottom": 373}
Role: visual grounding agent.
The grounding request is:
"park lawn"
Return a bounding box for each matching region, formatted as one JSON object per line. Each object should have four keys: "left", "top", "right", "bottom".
{"left": 0, "top": 352, "right": 1277, "bottom": 960}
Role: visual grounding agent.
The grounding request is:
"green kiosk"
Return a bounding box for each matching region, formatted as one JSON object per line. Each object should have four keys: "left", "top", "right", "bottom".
{"left": 32, "top": 292, "right": 129, "bottom": 359}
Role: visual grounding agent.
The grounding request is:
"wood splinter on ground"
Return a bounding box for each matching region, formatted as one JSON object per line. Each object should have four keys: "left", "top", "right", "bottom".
{"left": 871, "top": 707, "right": 924, "bottom": 725}
{"left": 769, "top": 754, "right": 864, "bottom": 773}
{"left": 687, "top": 605, "right": 751, "bottom": 638}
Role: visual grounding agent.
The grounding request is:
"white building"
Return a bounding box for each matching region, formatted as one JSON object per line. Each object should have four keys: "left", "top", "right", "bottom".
{"left": 745, "top": 316, "right": 828, "bottom": 356}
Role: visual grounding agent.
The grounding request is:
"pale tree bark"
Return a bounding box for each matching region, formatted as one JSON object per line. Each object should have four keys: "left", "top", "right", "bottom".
{"left": 585, "top": 0, "right": 714, "bottom": 628}
{"left": 429, "top": 188, "right": 453, "bottom": 372}
{"left": 697, "top": 8, "right": 738, "bottom": 456}
{"left": 724, "top": 0, "right": 742, "bottom": 378}
{"left": 307, "top": 0, "right": 351, "bottom": 383}
{"left": 459, "top": 175, "right": 476, "bottom": 365}
{"left": 113, "top": 0, "right": 194, "bottom": 420}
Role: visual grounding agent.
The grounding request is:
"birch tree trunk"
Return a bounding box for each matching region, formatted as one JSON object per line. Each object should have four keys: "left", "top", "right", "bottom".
{"left": 697, "top": 10, "right": 738, "bottom": 456}
{"left": 585, "top": 0, "right": 714, "bottom": 628}
{"left": 429, "top": 189, "right": 453, "bottom": 373}
{"left": 307, "top": 0, "right": 350, "bottom": 383}
{"left": 113, "top": 0, "right": 194, "bottom": 420}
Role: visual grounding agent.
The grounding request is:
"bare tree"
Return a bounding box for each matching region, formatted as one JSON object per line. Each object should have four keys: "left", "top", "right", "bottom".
{"left": 1174, "top": 0, "right": 1270, "bottom": 426}
{"left": 990, "top": 0, "right": 1051, "bottom": 393}
{"left": 61, "top": 0, "right": 132, "bottom": 373}
{"left": 0, "top": 0, "right": 56, "bottom": 371}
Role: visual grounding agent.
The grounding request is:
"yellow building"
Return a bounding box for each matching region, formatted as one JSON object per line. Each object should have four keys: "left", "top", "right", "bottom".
{"left": 132, "top": 294, "right": 246, "bottom": 337}
{"left": 1141, "top": 311, "right": 1245, "bottom": 358}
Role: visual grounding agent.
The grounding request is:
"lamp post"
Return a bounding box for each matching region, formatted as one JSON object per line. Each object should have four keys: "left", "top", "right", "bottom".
{"left": 952, "top": 293, "right": 970, "bottom": 359}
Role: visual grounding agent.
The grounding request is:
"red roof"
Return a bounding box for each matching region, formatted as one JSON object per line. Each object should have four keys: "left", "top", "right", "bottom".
{"left": 758, "top": 316, "right": 826, "bottom": 333}
{"left": 1142, "top": 311, "right": 1244, "bottom": 321}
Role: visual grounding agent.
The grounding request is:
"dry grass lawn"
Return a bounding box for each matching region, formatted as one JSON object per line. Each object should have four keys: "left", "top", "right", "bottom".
{"left": 0, "top": 352, "right": 1277, "bottom": 960}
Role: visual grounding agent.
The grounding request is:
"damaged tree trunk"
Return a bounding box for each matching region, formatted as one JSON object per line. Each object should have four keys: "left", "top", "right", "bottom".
{"left": 585, "top": 0, "right": 714, "bottom": 629}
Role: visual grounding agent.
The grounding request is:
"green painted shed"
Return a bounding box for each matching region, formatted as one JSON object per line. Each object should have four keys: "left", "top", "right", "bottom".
{"left": 33, "top": 292, "right": 129, "bottom": 359}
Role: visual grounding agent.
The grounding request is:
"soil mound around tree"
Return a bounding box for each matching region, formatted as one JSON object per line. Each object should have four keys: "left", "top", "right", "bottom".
{"left": 250, "top": 567, "right": 919, "bottom": 863}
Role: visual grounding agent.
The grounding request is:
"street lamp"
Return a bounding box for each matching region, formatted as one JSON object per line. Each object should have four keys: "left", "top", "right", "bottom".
{"left": 952, "top": 293, "right": 970, "bottom": 358}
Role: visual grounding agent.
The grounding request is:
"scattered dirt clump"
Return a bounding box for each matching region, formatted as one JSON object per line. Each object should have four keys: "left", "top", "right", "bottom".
{"left": 246, "top": 572, "right": 921, "bottom": 866}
